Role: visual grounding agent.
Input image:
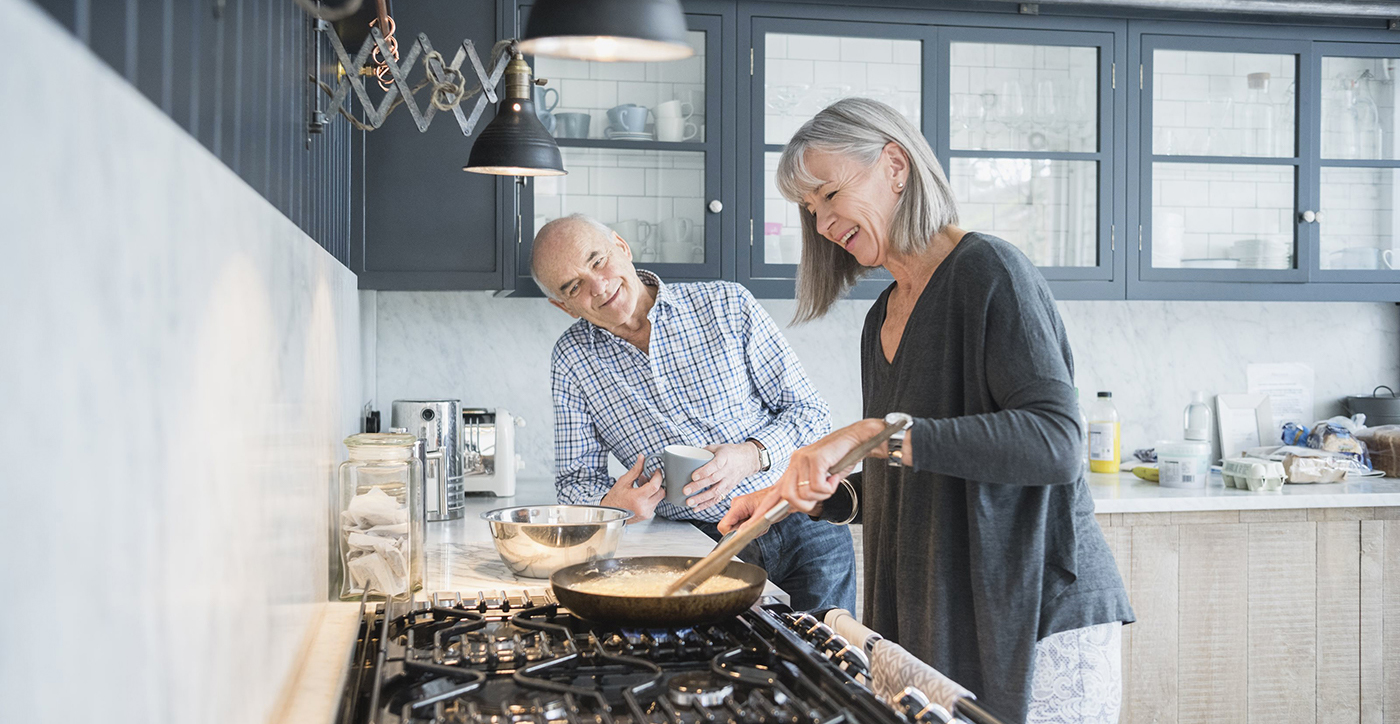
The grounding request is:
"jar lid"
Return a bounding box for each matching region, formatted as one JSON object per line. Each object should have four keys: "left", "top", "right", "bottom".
{"left": 344, "top": 432, "right": 417, "bottom": 448}
{"left": 1156, "top": 439, "right": 1210, "bottom": 456}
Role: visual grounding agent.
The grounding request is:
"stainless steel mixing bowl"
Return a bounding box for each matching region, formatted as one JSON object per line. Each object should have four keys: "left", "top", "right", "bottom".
{"left": 481, "top": 505, "right": 633, "bottom": 578}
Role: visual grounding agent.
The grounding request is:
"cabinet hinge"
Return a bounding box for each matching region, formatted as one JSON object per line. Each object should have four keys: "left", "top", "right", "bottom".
{"left": 1139, "top": 63, "right": 1144, "bottom": 90}
{"left": 1110, "top": 224, "right": 1115, "bottom": 252}
{"left": 1111, "top": 62, "right": 1115, "bottom": 90}
{"left": 749, "top": 218, "right": 754, "bottom": 246}
{"left": 1138, "top": 225, "right": 1143, "bottom": 251}
{"left": 750, "top": 48, "right": 754, "bottom": 76}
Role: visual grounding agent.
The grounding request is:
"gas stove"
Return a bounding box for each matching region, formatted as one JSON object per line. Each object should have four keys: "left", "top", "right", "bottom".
{"left": 335, "top": 590, "right": 910, "bottom": 724}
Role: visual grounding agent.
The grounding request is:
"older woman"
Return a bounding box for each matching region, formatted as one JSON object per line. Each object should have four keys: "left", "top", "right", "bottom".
{"left": 719, "top": 98, "right": 1134, "bottom": 724}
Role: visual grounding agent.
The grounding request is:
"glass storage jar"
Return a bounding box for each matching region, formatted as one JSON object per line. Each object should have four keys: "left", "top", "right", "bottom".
{"left": 336, "top": 432, "right": 424, "bottom": 600}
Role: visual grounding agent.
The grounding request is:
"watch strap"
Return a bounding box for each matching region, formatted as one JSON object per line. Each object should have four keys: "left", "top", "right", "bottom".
{"left": 746, "top": 437, "right": 771, "bottom": 472}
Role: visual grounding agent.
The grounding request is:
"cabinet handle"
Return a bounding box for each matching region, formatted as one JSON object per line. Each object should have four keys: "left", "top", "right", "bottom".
{"left": 1300, "top": 210, "right": 1317, "bottom": 223}
{"left": 708, "top": 200, "right": 723, "bottom": 214}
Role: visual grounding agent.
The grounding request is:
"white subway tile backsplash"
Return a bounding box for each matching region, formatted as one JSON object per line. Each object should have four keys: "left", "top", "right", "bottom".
{"left": 894, "top": 40, "right": 922, "bottom": 65}
{"left": 592, "top": 167, "right": 646, "bottom": 196}
{"left": 993, "top": 43, "right": 1035, "bottom": 69}
{"left": 564, "top": 167, "right": 591, "bottom": 195}
{"left": 657, "top": 168, "right": 704, "bottom": 197}
{"left": 768, "top": 58, "right": 815, "bottom": 86}
{"left": 841, "top": 37, "right": 893, "bottom": 64}
{"left": 1040, "top": 45, "right": 1070, "bottom": 70}
{"left": 812, "top": 60, "right": 869, "bottom": 90}
{"left": 592, "top": 61, "right": 647, "bottom": 82}
{"left": 766, "top": 34, "right": 788, "bottom": 59}
{"left": 868, "top": 62, "right": 920, "bottom": 91}
{"left": 786, "top": 34, "right": 830, "bottom": 61}
{"left": 1231, "top": 207, "right": 1283, "bottom": 234}
{"left": 1209, "top": 180, "right": 1256, "bottom": 208}
{"left": 1185, "top": 206, "right": 1234, "bottom": 234}
{"left": 1160, "top": 179, "right": 1210, "bottom": 207}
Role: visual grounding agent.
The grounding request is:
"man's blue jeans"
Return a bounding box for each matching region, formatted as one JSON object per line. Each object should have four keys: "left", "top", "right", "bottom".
{"left": 692, "top": 514, "right": 857, "bottom": 613}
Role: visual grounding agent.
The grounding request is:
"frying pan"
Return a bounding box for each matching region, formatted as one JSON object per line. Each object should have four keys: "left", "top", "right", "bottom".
{"left": 550, "top": 555, "right": 766, "bottom": 627}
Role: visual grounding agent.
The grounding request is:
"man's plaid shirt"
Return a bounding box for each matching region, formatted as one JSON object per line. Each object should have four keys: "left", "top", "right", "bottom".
{"left": 550, "top": 270, "right": 830, "bottom": 523}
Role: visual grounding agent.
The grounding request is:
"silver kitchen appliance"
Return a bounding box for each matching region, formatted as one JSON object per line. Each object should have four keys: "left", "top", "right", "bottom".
{"left": 461, "top": 408, "right": 524, "bottom": 497}
{"left": 391, "top": 399, "right": 464, "bottom": 521}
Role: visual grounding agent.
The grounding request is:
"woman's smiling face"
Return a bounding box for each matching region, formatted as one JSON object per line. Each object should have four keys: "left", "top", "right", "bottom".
{"left": 799, "top": 143, "right": 907, "bottom": 267}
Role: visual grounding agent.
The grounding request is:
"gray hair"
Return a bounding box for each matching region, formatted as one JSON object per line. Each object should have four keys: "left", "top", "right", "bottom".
{"left": 776, "top": 97, "right": 959, "bottom": 322}
{"left": 530, "top": 213, "right": 617, "bottom": 300}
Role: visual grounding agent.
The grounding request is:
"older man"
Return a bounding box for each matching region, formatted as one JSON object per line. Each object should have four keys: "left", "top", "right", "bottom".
{"left": 532, "top": 213, "right": 856, "bottom": 612}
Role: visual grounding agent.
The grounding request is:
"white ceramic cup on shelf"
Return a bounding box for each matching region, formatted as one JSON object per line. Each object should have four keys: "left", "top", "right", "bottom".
{"left": 657, "top": 218, "right": 698, "bottom": 262}
{"left": 1329, "top": 246, "right": 1386, "bottom": 270}
{"left": 657, "top": 117, "right": 698, "bottom": 142}
{"left": 655, "top": 99, "right": 694, "bottom": 120}
{"left": 607, "top": 219, "right": 655, "bottom": 254}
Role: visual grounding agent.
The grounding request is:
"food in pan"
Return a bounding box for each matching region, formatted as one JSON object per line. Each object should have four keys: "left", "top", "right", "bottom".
{"left": 571, "top": 570, "right": 750, "bottom": 596}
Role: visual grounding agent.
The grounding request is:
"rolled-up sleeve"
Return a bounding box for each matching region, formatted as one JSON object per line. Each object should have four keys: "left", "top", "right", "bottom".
{"left": 551, "top": 347, "right": 614, "bottom": 504}
{"left": 738, "top": 289, "right": 831, "bottom": 473}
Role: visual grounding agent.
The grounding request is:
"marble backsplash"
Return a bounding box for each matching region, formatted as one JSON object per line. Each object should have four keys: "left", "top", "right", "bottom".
{"left": 367, "top": 290, "right": 1399, "bottom": 475}
{"left": 0, "top": 2, "right": 360, "bottom": 722}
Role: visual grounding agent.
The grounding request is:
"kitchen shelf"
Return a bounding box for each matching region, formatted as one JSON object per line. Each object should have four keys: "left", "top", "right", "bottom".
{"left": 554, "top": 139, "right": 709, "bottom": 153}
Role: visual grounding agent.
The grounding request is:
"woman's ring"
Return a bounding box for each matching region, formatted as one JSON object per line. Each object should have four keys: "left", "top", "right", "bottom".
{"left": 797, "top": 480, "right": 811, "bottom": 487}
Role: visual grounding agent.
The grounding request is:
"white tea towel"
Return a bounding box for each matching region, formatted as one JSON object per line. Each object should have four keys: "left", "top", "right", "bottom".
{"left": 870, "top": 638, "right": 974, "bottom": 715}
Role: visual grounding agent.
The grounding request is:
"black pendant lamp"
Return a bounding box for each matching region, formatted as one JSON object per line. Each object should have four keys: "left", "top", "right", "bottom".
{"left": 518, "top": 0, "right": 694, "bottom": 62}
{"left": 465, "top": 53, "right": 567, "bottom": 177}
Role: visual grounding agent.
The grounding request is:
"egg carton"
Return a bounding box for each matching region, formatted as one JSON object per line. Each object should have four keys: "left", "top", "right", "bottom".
{"left": 1221, "top": 457, "right": 1286, "bottom": 492}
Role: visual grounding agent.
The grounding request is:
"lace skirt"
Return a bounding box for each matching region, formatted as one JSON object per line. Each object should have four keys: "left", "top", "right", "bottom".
{"left": 1025, "top": 621, "right": 1123, "bottom": 724}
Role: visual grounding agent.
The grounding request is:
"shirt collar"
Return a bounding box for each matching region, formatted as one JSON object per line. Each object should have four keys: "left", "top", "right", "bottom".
{"left": 587, "top": 269, "right": 679, "bottom": 343}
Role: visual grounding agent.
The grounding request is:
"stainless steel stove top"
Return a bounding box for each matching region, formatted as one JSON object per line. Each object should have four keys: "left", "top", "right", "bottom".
{"left": 336, "top": 590, "right": 908, "bottom": 724}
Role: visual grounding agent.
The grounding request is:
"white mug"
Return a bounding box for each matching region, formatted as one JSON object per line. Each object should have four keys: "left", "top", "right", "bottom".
{"left": 659, "top": 238, "right": 699, "bottom": 263}
{"left": 1329, "top": 246, "right": 1390, "bottom": 270}
{"left": 655, "top": 99, "right": 694, "bottom": 120}
{"left": 607, "top": 219, "right": 654, "bottom": 251}
{"left": 657, "top": 117, "right": 698, "bottom": 142}
{"left": 658, "top": 217, "right": 694, "bottom": 245}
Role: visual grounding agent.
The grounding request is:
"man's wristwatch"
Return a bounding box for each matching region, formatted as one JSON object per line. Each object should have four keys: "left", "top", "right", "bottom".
{"left": 746, "top": 437, "right": 771, "bottom": 472}
{"left": 884, "top": 412, "right": 914, "bottom": 467}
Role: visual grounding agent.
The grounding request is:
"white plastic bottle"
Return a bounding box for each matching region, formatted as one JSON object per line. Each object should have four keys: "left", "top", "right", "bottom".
{"left": 1087, "top": 391, "right": 1121, "bottom": 474}
{"left": 1184, "top": 391, "right": 1213, "bottom": 444}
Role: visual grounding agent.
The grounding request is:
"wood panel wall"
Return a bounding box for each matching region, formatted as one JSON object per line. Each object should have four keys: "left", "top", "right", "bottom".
{"left": 1099, "top": 507, "right": 1400, "bottom": 724}
{"left": 31, "top": 0, "right": 358, "bottom": 265}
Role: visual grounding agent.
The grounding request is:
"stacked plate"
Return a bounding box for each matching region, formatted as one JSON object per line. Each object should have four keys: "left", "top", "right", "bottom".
{"left": 606, "top": 130, "right": 654, "bottom": 141}
{"left": 1232, "top": 238, "right": 1292, "bottom": 269}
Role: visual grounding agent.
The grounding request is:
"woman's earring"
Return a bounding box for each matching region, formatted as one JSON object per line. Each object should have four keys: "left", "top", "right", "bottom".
{"left": 896, "top": 181, "right": 905, "bottom": 190}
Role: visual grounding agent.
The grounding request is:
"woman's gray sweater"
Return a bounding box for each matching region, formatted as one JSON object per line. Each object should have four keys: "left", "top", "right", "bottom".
{"left": 819, "top": 232, "right": 1134, "bottom": 723}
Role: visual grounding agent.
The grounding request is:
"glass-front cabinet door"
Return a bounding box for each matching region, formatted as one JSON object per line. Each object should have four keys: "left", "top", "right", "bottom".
{"left": 1314, "top": 43, "right": 1400, "bottom": 282}
{"left": 747, "top": 18, "right": 929, "bottom": 293}
{"left": 1139, "top": 37, "right": 1310, "bottom": 282}
{"left": 743, "top": 19, "right": 1117, "bottom": 296}
{"left": 940, "top": 28, "right": 1116, "bottom": 282}
{"left": 516, "top": 8, "right": 724, "bottom": 289}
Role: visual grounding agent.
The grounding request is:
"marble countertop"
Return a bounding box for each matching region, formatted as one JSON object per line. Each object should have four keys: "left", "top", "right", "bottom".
{"left": 425, "top": 478, "right": 786, "bottom": 599}
{"left": 1087, "top": 471, "right": 1400, "bottom": 513}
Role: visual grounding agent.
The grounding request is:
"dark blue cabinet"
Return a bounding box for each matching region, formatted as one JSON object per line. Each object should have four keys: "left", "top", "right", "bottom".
{"left": 1128, "top": 21, "right": 1400, "bottom": 301}
{"left": 34, "top": 0, "right": 359, "bottom": 266}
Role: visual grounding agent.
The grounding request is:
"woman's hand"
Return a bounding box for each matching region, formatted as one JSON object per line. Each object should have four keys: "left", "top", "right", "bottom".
{"left": 719, "top": 419, "right": 886, "bottom": 531}
{"left": 717, "top": 487, "right": 781, "bottom": 534}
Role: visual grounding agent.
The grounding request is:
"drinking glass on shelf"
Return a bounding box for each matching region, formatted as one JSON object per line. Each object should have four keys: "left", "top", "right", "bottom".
{"left": 954, "top": 93, "right": 987, "bottom": 149}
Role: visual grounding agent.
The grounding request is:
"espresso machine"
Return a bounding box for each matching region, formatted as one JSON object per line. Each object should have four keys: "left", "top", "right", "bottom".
{"left": 390, "top": 400, "right": 464, "bottom": 521}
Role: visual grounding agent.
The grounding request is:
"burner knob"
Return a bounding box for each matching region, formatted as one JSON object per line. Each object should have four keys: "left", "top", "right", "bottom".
{"left": 897, "top": 687, "right": 953, "bottom": 724}
{"left": 829, "top": 643, "right": 869, "bottom": 674}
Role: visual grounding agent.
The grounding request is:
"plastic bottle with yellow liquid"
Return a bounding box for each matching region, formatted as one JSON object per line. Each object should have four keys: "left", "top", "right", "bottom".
{"left": 1087, "top": 391, "right": 1121, "bottom": 474}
